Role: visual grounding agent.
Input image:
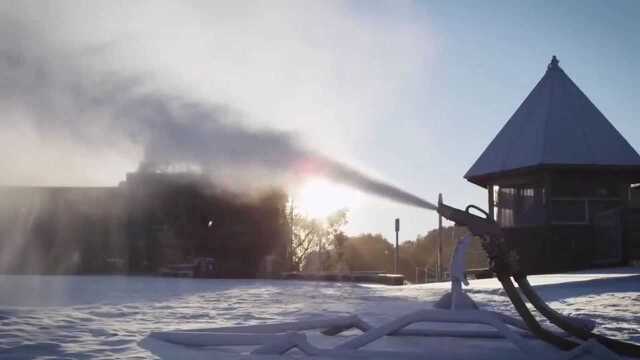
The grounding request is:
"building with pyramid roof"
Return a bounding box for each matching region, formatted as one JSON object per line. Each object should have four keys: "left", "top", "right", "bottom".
{"left": 466, "top": 56, "right": 640, "bottom": 273}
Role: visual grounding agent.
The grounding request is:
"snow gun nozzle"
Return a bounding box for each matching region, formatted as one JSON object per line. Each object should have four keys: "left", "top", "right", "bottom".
{"left": 437, "top": 197, "right": 502, "bottom": 239}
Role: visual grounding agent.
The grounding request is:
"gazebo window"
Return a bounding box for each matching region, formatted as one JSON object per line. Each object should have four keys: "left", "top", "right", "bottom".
{"left": 494, "top": 186, "right": 545, "bottom": 227}
{"left": 495, "top": 187, "right": 514, "bottom": 227}
{"left": 552, "top": 199, "right": 586, "bottom": 223}
{"left": 589, "top": 199, "right": 622, "bottom": 220}
{"left": 551, "top": 179, "right": 622, "bottom": 224}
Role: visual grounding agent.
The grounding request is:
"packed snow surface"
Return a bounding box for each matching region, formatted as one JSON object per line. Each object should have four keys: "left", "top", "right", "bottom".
{"left": 0, "top": 268, "right": 638, "bottom": 359}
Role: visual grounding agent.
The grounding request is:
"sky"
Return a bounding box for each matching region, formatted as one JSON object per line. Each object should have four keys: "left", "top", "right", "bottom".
{"left": 1, "top": 0, "right": 639, "bottom": 243}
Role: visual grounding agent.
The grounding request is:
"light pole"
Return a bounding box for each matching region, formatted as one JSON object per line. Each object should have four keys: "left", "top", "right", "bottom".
{"left": 394, "top": 218, "right": 400, "bottom": 274}
{"left": 288, "top": 197, "right": 294, "bottom": 271}
{"left": 437, "top": 193, "right": 443, "bottom": 281}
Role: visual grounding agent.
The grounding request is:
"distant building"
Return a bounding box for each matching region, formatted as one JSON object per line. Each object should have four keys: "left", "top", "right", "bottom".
{"left": 0, "top": 172, "right": 289, "bottom": 276}
{"left": 0, "top": 186, "right": 124, "bottom": 274}
{"left": 466, "top": 56, "right": 640, "bottom": 273}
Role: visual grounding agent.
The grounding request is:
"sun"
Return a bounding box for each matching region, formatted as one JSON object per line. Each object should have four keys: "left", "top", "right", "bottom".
{"left": 294, "top": 178, "right": 358, "bottom": 219}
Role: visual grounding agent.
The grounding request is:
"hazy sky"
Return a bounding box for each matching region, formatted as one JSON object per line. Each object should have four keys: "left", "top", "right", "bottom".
{"left": 1, "top": 1, "right": 639, "bottom": 242}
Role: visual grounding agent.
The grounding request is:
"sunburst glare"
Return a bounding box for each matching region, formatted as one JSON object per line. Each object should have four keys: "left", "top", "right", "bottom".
{"left": 293, "top": 177, "right": 359, "bottom": 219}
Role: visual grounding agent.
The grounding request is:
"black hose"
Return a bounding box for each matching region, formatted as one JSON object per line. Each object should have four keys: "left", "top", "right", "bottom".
{"left": 497, "top": 275, "right": 578, "bottom": 351}
{"left": 438, "top": 201, "right": 640, "bottom": 356}
{"left": 514, "top": 275, "right": 640, "bottom": 358}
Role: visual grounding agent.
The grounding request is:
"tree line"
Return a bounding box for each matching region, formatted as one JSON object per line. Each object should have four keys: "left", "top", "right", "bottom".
{"left": 289, "top": 208, "right": 489, "bottom": 283}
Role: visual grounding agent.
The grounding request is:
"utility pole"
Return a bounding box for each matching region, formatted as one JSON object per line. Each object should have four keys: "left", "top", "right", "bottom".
{"left": 288, "top": 198, "right": 294, "bottom": 271}
{"left": 394, "top": 218, "right": 400, "bottom": 274}
{"left": 437, "top": 193, "right": 443, "bottom": 281}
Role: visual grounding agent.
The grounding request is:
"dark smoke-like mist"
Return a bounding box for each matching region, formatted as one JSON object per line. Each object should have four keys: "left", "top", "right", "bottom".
{"left": 0, "top": 20, "right": 436, "bottom": 211}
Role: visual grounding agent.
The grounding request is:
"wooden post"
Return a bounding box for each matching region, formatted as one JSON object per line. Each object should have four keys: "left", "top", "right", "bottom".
{"left": 544, "top": 172, "right": 552, "bottom": 226}
{"left": 488, "top": 184, "right": 495, "bottom": 220}
{"left": 543, "top": 172, "right": 552, "bottom": 264}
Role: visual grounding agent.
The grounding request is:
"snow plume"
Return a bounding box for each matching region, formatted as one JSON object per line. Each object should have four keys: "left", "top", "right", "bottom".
{"left": 310, "top": 157, "right": 437, "bottom": 210}
{"left": 0, "top": 14, "right": 435, "bottom": 210}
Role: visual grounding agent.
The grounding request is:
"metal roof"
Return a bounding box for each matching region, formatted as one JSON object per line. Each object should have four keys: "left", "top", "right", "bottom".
{"left": 465, "top": 56, "right": 640, "bottom": 183}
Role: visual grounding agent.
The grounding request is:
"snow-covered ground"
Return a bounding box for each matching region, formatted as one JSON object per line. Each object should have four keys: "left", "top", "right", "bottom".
{"left": 0, "top": 268, "right": 638, "bottom": 359}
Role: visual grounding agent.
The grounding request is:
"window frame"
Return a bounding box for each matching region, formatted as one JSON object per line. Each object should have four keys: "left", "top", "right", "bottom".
{"left": 550, "top": 196, "right": 621, "bottom": 225}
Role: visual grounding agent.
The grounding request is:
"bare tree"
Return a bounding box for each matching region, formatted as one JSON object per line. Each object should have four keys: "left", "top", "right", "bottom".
{"left": 290, "top": 214, "right": 323, "bottom": 271}
{"left": 326, "top": 209, "right": 348, "bottom": 247}
{"left": 287, "top": 204, "right": 349, "bottom": 272}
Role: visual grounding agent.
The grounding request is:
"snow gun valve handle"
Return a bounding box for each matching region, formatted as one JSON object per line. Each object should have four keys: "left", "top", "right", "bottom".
{"left": 437, "top": 199, "right": 502, "bottom": 239}
{"left": 438, "top": 198, "right": 518, "bottom": 276}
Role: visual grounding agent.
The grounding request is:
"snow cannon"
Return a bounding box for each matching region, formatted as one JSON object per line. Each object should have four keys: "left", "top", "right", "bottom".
{"left": 436, "top": 197, "right": 519, "bottom": 276}
{"left": 438, "top": 196, "right": 640, "bottom": 357}
{"left": 436, "top": 198, "right": 501, "bottom": 238}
